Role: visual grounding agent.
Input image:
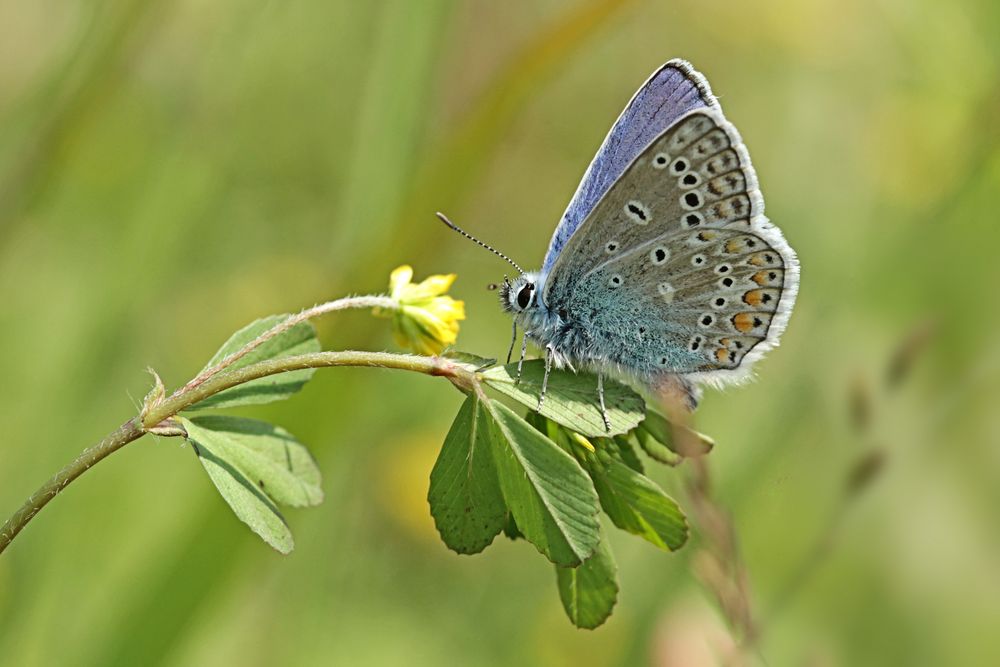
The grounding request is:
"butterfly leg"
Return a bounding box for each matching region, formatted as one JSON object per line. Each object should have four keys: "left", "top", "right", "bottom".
{"left": 515, "top": 331, "right": 529, "bottom": 384}
{"left": 537, "top": 345, "right": 553, "bottom": 411}
{"left": 597, "top": 374, "right": 611, "bottom": 432}
{"left": 506, "top": 320, "right": 518, "bottom": 364}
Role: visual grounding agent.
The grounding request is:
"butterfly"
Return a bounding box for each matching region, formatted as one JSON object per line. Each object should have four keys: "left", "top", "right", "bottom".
{"left": 440, "top": 59, "right": 799, "bottom": 430}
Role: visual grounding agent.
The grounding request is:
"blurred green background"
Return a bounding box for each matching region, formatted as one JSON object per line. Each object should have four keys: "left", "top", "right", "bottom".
{"left": 1, "top": 0, "right": 998, "bottom": 664}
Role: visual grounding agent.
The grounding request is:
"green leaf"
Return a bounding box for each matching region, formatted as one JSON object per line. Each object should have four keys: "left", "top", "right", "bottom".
{"left": 587, "top": 455, "right": 688, "bottom": 552}
{"left": 638, "top": 408, "right": 714, "bottom": 464}
{"left": 524, "top": 411, "right": 575, "bottom": 456}
{"left": 442, "top": 350, "right": 497, "bottom": 371}
{"left": 187, "top": 315, "right": 321, "bottom": 410}
{"left": 556, "top": 529, "right": 619, "bottom": 629}
{"left": 502, "top": 512, "right": 523, "bottom": 541}
{"left": 181, "top": 416, "right": 324, "bottom": 553}
{"left": 635, "top": 428, "right": 683, "bottom": 467}
{"left": 428, "top": 395, "right": 507, "bottom": 554}
{"left": 481, "top": 361, "right": 645, "bottom": 437}
{"left": 486, "top": 400, "right": 600, "bottom": 566}
{"left": 606, "top": 434, "right": 645, "bottom": 474}
{"left": 185, "top": 415, "right": 323, "bottom": 506}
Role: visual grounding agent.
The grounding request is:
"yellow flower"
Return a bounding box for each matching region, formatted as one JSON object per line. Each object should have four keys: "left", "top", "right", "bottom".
{"left": 379, "top": 265, "right": 465, "bottom": 355}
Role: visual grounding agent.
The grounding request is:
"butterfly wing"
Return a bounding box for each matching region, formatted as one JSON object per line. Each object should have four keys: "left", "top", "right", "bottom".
{"left": 542, "top": 107, "right": 799, "bottom": 386}
{"left": 541, "top": 59, "right": 717, "bottom": 275}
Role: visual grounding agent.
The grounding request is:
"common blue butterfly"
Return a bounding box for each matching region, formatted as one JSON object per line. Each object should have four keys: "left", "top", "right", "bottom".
{"left": 441, "top": 59, "right": 799, "bottom": 429}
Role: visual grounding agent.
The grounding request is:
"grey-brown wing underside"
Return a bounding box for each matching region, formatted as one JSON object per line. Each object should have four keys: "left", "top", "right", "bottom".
{"left": 542, "top": 108, "right": 799, "bottom": 384}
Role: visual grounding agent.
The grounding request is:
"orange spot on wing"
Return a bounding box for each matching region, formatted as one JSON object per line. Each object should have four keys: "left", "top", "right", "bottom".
{"left": 715, "top": 347, "right": 729, "bottom": 362}
{"left": 748, "top": 252, "right": 780, "bottom": 267}
{"left": 732, "top": 313, "right": 755, "bottom": 333}
{"left": 743, "top": 289, "right": 764, "bottom": 306}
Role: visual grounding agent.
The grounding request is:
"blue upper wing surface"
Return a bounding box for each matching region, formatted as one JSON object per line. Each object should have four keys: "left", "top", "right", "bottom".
{"left": 540, "top": 59, "right": 717, "bottom": 274}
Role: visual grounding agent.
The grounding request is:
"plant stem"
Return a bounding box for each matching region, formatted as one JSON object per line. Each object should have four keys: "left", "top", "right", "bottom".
{"left": 0, "top": 350, "right": 471, "bottom": 556}
{"left": 0, "top": 418, "right": 144, "bottom": 555}
{"left": 177, "top": 295, "right": 396, "bottom": 395}
{"left": 143, "top": 351, "right": 467, "bottom": 427}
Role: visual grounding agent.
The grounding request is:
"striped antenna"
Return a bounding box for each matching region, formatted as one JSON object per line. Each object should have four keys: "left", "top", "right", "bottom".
{"left": 436, "top": 212, "right": 523, "bottom": 274}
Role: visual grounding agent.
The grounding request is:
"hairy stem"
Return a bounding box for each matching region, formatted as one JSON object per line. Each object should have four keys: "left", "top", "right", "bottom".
{"left": 177, "top": 295, "right": 396, "bottom": 395}
{"left": 1, "top": 347, "right": 469, "bottom": 556}
{"left": 0, "top": 418, "right": 144, "bottom": 555}
{"left": 143, "top": 351, "right": 466, "bottom": 427}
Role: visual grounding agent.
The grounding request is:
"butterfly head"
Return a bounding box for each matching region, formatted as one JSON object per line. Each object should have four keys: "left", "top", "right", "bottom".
{"left": 500, "top": 272, "right": 540, "bottom": 315}
{"left": 433, "top": 212, "right": 543, "bottom": 317}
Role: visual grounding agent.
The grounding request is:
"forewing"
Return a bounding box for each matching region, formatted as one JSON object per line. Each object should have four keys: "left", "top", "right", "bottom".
{"left": 541, "top": 59, "right": 716, "bottom": 274}
{"left": 544, "top": 108, "right": 799, "bottom": 384}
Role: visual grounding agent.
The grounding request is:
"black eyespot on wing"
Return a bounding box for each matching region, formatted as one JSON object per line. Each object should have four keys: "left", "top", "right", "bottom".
{"left": 627, "top": 203, "right": 647, "bottom": 221}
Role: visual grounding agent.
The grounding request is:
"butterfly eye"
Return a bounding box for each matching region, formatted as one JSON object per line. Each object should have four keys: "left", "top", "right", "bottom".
{"left": 516, "top": 284, "right": 533, "bottom": 309}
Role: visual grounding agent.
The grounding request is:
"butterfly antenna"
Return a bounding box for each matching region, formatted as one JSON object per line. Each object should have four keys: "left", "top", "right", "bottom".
{"left": 436, "top": 212, "right": 523, "bottom": 274}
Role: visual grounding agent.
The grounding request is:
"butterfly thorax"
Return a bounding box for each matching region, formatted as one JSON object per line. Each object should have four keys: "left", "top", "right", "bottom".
{"left": 502, "top": 271, "right": 619, "bottom": 373}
